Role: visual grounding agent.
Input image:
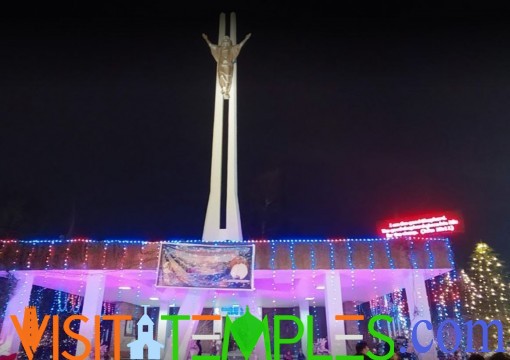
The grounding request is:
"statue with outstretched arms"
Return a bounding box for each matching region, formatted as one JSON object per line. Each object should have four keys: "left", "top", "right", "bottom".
{"left": 202, "top": 32, "right": 251, "bottom": 99}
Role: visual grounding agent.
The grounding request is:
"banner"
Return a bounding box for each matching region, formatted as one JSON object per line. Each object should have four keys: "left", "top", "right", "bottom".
{"left": 156, "top": 243, "right": 255, "bottom": 290}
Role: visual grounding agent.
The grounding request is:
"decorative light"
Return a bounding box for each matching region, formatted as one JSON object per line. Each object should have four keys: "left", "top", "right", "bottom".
{"left": 309, "top": 243, "right": 320, "bottom": 340}
{"left": 270, "top": 240, "right": 277, "bottom": 307}
{"left": 290, "top": 240, "right": 297, "bottom": 301}
{"left": 384, "top": 240, "right": 396, "bottom": 269}
{"left": 346, "top": 240, "right": 361, "bottom": 333}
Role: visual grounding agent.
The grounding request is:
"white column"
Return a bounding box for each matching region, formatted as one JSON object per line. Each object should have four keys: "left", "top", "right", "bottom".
{"left": 157, "top": 300, "right": 171, "bottom": 356}
{"left": 324, "top": 271, "right": 347, "bottom": 356}
{"left": 342, "top": 301, "right": 362, "bottom": 355}
{"left": 226, "top": 12, "right": 243, "bottom": 242}
{"left": 299, "top": 300, "right": 310, "bottom": 355}
{"left": 213, "top": 307, "right": 222, "bottom": 335}
{"left": 404, "top": 272, "right": 437, "bottom": 360}
{"left": 252, "top": 306, "right": 266, "bottom": 360}
{"left": 0, "top": 272, "right": 34, "bottom": 354}
{"left": 77, "top": 273, "right": 105, "bottom": 356}
{"left": 203, "top": 12, "right": 227, "bottom": 242}
{"left": 170, "top": 291, "right": 206, "bottom": 360}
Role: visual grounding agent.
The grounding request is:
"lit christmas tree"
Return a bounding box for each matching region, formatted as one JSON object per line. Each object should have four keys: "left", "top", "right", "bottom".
{"left": 464, "top": 242, "right": 510, "bottom": 350}
{"left": 459, "top": 269, "right": 477, "bottom": 319}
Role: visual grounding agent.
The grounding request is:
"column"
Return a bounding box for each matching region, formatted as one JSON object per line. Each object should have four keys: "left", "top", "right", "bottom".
{"left": 324, "top": 271, "right": 347, "bottom": 356}
{"left": 299, "top": 300, "right": 310, "bottom": 355}
{"left": 226, "top": 12, "right": 243, "bottom": 241}
{"left": 0, "top": 272, "right": 34, "bottom": 354}
{"left": 76, "top": 273, "right": 105, "bottom": 356}
{"left": 404, "top": 272, "right": 437, "bottom": 360}
{"left": 169, "top": 291, "right": 206, "bottom": 360}
{"left": 253, "top": 306, "right": 266, "bottom": 360}
{"left": 203, "top": 12, "right": 227, "bottom": 242}
{"left": 157, "top": 300, "right": 171, "bottom": 356}
{"left": 342, "top": 301, "right": 361, "bottom": 355}
{"left": 212, "top": 307, "right": 222, "bottom": 336}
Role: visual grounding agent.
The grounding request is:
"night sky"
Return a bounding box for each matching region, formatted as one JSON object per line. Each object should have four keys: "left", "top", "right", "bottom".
{"left": 1, "top": 1, "right": 509, "bottom": 267}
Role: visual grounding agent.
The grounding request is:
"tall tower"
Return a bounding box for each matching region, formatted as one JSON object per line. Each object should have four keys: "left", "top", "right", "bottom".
{"left": 202, "top": 13, "right": 250, "bottom": 242}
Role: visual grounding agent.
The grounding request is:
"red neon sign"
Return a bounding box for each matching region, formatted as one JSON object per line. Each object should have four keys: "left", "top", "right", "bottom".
{"left": 378, "top": 212, "right": 463, "bottom": 239}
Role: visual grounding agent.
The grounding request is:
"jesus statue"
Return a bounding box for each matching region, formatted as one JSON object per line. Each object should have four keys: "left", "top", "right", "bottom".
{"left": 202, "top": 33, "right": 251, "bottom": 99}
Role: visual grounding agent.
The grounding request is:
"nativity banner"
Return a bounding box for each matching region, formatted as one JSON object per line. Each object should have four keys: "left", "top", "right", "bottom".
{"left": 156, "top": 243, "right": 255, "bottom": 290}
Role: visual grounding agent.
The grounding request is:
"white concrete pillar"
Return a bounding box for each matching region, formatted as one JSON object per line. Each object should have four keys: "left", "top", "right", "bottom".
{"left": 253, "top": 306, "right": 266, "bottom": 360}
{"left": 404, "top": 272, "right": 437, "bottom": 360}
{"left": 324, "top": 271, "right": 347, "bottom": 356}
{"left": 170, "top": 291, "right": 206, "bottom": 360}
{"left": 77, "top": 273, "right": 105, "bottom": 356}
{"left": 0, "top": 272, "right": 34, "bottom": 354}
{"left": 158, "top": 300, "right": 171, "bottom": 356}
{"left": 226, "top": 12, "right": 243, "bottom": 242}
{"left": 213, "top": 307, "right": 222, "bottom": 336}
{"left": 342, "top": 301, "right": 361, "bottom": 355}
{"left": 299, "top": 300, "right": 310, "bottom": 355}
{"left": 203, "top": 13, "right": 226, "bottom": 242}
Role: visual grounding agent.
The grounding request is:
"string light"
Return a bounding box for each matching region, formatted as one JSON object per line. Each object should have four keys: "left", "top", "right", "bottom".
{"left": 25, "top": 245, "right": 35, "bottom": 270}
{"left": 12, "top": 248, "right": 19, "bottom": 268}
{"left": 133, "top": 242, "right": 147, "bottom": 320}
{"left": 0, "top": 237, "right": 451, "bottom": 248}
{"left": 408, "top": 239, "right": 424, "bottom": 316}
{"left": 290, "top": 241, "right": 297, "bottom": 302}
{"left": 347, "top": 240, "right": 362, "bottom": 334}
{"left": 115, "top": 243, "right": 128, "bottom": 314}
{"left": 270, "top": 240, "right": 277, "bottom": 307}
{"left": 384, "top": 240, "right": 396, "bottom": 269}
{"left": 101, "top": 241, "right": 109, "bottom": 269}
{"left": 309, "top": 243, "right": 321, "bottom": 342}
{"left": 0, "top": 241, "right": 6, "bottom": 262}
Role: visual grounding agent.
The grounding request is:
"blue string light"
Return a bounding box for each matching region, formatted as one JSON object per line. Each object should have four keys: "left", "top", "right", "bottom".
{"left": 270, "top": 240, "right": 276, "bottom": 306}
{"left": 445, "top": 238, "right": 456, "bottom": 268}
{"left": 329, "top": 242, "right": 335, "bottom": 270}
{"left": 290, "top": 241, "right": 297, "bottom": 302}
{"left": 309, "top": 244, "right": 321, "bottom": 341}
{"left": 290, "top": 241, "right": 296, "bottom": 270}
{"left": 384, "top": 240, "right": 396, "bottom": 269}
{"left": 310, "top": 245, "right": 316, "bottom": 271}
{"left": 409, "top": 239, "right": 418, "bottom": 270}
{"left": 347, "top": 241, "right": 362, "bottom": 332}
{"left": 0, "top": 237, "right": 450, "bottom": 247}
{"left": 368, "top": 242, "right": 376, "bottom": 270}
{"left": 425, "top": 240, "right": 435, "bottom": 269}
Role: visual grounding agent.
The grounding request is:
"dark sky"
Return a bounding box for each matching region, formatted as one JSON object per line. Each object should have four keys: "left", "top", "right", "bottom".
{"left": 1, "top": 1, "right": 509, "bottom": 267}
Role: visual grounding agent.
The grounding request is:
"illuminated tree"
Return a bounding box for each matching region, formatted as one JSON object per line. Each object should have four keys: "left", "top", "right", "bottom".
{"left": 459, "top": 269, "right": 477, "bottom": 318}
{"left": 464, "top": 242, "right": 510, "bottom": 350}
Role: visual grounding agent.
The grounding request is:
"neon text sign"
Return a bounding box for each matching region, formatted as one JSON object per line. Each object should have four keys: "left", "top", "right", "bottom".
{"left": 378, "top": 212, "right": 463, "bottom": 239}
